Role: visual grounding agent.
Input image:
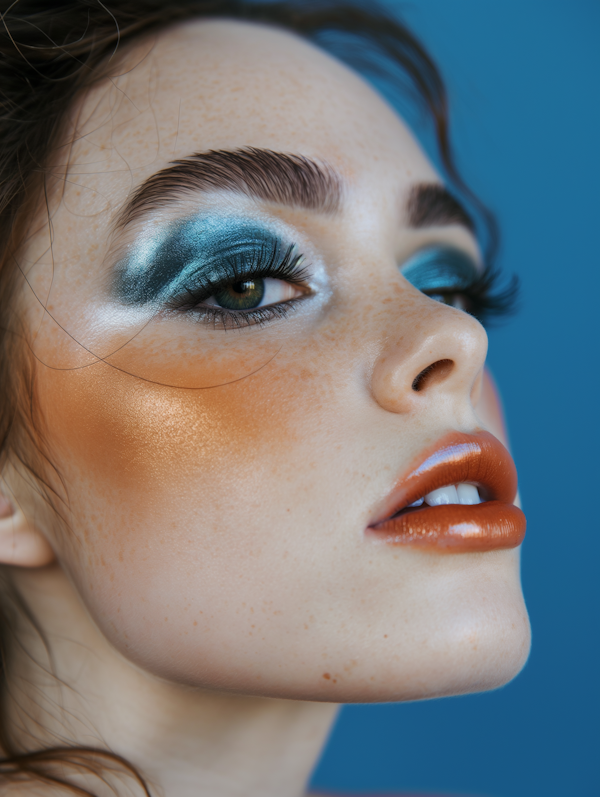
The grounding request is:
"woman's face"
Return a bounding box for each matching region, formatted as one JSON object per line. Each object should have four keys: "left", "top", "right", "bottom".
{"left": 22, "top": 20, "right": 529, "bottom": 700}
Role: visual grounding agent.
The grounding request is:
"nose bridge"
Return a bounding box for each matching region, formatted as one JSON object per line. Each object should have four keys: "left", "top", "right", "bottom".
{"left": 370, "top": 301, "right": 488, "bottom": 415}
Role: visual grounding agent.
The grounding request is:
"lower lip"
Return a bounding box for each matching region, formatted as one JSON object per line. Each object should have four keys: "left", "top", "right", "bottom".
{"left": 367, "top": 501, "right": 526, "bottom": 553}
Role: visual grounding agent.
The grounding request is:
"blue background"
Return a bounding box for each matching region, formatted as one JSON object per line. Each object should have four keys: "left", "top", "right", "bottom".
{"left": 310, "top": 1, "right": 600, "bottom": 796}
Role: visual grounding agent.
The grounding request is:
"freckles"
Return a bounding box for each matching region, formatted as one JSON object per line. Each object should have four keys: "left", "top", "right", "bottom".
{"left": 38, "top": 338, "right": 341, "bottom": 507}
{"left": 103, "top": 318, "right": 285, "bottom": 390}
{"left": 42, "top": 363, "right": 259, "bottom": 495}
{"left": 35, "top": 315, "right": 369, "bottom": 587}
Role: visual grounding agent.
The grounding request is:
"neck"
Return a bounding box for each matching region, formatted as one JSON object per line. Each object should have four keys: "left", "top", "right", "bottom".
{"left": 4, "top": 565, "right": 338, "bottom": 796}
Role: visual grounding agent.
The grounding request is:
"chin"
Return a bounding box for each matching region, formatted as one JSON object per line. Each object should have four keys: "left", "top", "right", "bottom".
{"left": 333, "top": 589, "right": 531, "bottom": 705}
{"left": 188, "top": 596, "right": 530, "bottom": 705}
{"left": 289, "top": 563, "right": 531, "bottom": 705}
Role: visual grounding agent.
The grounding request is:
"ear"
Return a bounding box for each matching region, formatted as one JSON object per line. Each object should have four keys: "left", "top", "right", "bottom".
{"left": 0, "top": 492, "right": 55, "bottom": 567}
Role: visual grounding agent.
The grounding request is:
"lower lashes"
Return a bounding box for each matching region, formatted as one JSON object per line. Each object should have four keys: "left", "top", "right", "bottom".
{"left": 188, "top": 299, "right": 299, "bottom": 330}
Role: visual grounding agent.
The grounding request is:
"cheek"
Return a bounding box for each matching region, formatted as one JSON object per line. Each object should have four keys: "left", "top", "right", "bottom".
{"left": 40, "top": 357, "right": 315, "bottom": 507}
{"left": 36, "top": 339, "right": 347, "bottom": 586}
{"left": 37, "top": 302, "right": 370, "bottom": 523}
{"left": 35, "top": 339, "right": 361, "bottom": 686}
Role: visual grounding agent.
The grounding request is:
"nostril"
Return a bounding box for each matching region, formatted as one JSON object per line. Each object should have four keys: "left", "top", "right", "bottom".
{"left": 412, "top": 359, "right": 454, "bottom": 392}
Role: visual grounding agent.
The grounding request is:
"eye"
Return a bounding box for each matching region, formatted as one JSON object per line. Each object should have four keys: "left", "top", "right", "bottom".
{"left": 204, "top": 277, "right": 304, "bottom": 311}
{"left": 159, "top": 224, "right": 313, "bottom": 329}
{"left": 400, "top": 246, "right": 479, "bottom": 312}
{"left": 424, "top": 292, "right": 468, "bottom": 311}
{"left": 398, "top": 244, "right": 520, "bottom": 326}
{"left": 114, "top": 216, "right": 313, "bottom": 326}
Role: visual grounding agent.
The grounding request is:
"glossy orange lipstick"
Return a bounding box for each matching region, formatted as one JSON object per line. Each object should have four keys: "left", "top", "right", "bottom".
{"left": 367, "top": 431, "right": 526, "bottom": 552}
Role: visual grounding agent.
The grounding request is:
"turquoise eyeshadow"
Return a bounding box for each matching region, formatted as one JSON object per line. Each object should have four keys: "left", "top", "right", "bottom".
{"left": 400, "top": 246, "right": 479, "bottom": 294}
{"left": 113, "top": 216, "right": 284, "bottom": 305}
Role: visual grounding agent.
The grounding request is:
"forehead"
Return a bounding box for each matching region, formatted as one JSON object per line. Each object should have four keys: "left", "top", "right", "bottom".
{"left": 68, "top": 19, "right": 437, "bottom": 197}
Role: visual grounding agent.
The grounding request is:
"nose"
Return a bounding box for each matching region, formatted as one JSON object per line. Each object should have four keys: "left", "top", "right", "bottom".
{"left": 370, "top": 302, "right": 488, "bottom": 416}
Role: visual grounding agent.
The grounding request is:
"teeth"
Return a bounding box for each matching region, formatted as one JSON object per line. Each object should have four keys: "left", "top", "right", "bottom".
{"left": 407, "top": 497, "right": 424, "bottom": 507}
{"left": 456, "top": 483, "right": 481, "bottom": 505}
{"left": 419, "top": 483, "right": 482, "bottom": 507}
{"left": 424, "top": 485, "right": 459, "bottom": 506}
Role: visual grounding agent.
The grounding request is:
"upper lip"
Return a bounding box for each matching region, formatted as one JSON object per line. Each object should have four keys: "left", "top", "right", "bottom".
{"left": 369, "top": 430, "right": 518, "bottom": 527}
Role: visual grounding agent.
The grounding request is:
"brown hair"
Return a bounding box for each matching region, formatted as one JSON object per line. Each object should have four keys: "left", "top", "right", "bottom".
{"left": 0, "top": 1, "right": 498, "bottom": 793}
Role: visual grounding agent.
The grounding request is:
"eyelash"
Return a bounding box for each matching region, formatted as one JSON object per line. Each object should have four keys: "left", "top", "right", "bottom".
{"left": 163, "top": 236, "right": 517, "bottom": 332}
{"left": 165, "top": 240, "right": 311, "bottom": 330}
{"left": 434, "top": 264, "right": 519, "bottom": 325}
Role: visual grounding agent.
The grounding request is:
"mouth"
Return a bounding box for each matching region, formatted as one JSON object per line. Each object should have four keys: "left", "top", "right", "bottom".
{"left": 367, "top": 431, "right": 526, "bottom": 553}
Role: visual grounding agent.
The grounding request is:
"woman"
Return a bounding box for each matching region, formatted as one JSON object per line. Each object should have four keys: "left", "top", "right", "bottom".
{"left": 0, "top": 1, "right": 529, "bottom": 794}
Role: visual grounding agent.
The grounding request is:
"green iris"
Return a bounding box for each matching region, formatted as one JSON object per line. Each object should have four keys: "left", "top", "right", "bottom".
{"left": 213, "top": 279, "right": 265, "bottom": 310}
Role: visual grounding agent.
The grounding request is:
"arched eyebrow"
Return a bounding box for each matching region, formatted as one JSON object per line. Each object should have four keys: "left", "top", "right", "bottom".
{"left": 113, "top": 147, "right": 474, "bottom": 236}
{"left": 406, "top": 182, "right": 475, "bottom": 233}
{"left": 114, "top": 147, "right": 341, "bottom": 230}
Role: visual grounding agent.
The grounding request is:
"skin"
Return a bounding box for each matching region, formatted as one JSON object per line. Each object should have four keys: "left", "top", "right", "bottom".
{"left": 0, "top": 19, "right": 530, "bottom": 797}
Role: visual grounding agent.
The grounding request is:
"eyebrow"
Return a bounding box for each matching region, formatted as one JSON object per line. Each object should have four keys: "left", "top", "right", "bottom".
{"left": 115, "top": 147, "right": 341, "bottom": 229}
{"left": 406, "top": 182, "right": 475, "bottom": 233}
{"left": 115, "top": 147, "right": 474, "bottom": 236}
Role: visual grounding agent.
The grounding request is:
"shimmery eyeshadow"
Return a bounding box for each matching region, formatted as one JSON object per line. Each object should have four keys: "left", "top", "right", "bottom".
{"left": 113, "top": 216, "right": 285, "bottom": 305}
{"left": 400, "top": 246, "right": 478, "bottom": 294}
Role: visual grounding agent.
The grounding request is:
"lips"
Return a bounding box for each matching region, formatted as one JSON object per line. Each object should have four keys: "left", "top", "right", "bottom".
{"left": 367, "top": 431, "right": 526, "bottom": 552}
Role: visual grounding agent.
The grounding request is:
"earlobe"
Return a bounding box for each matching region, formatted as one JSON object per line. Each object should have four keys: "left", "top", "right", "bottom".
{"left": 0, "top": 493, "right": 55, "bottom": 567}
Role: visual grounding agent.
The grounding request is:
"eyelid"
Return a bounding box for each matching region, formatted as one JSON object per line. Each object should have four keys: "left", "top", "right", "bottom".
{"left": 399, "top": 246, "right": 480, "bottom": 293}
{"left": 112, "top": 215, "right": 311, "bottom": 306}
{"left": 399, "top": 244, "right": 520, "bottom": 326}
{"left": 167, "top": 244, "right": 310, "bottom": 305}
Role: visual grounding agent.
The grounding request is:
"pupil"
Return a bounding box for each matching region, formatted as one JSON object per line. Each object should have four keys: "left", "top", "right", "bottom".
{"left": 214, "top": 279, "right": 265, "bottom": 310}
